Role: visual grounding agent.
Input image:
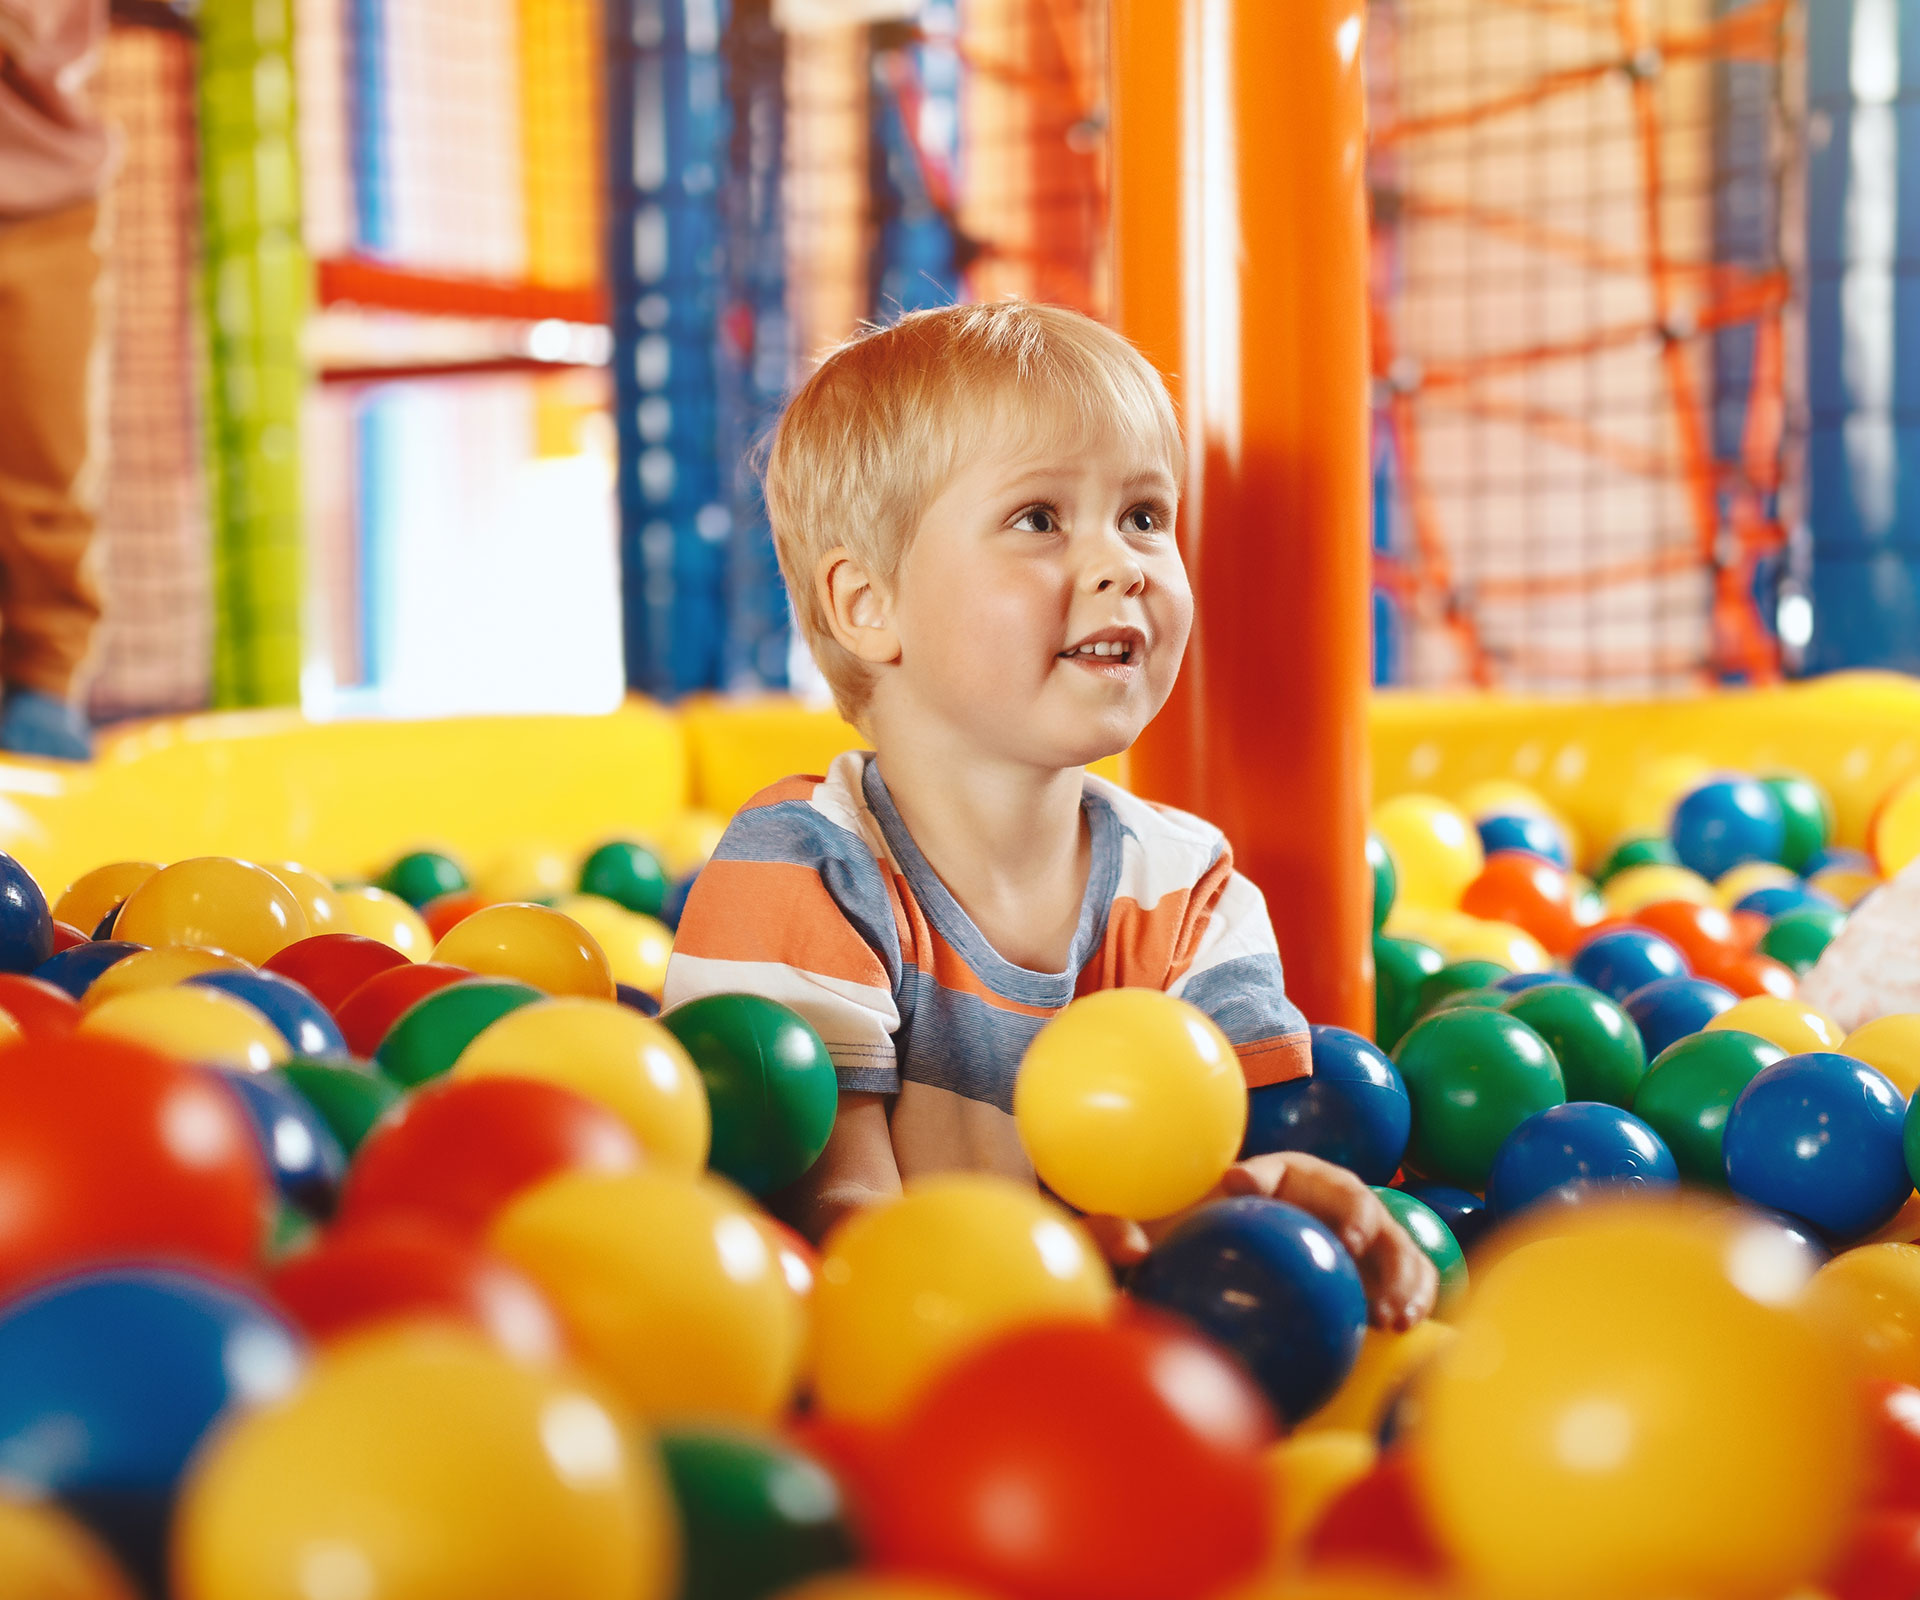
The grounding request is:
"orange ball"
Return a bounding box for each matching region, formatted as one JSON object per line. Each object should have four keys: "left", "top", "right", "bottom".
{"left": 113, "top": 858, "right": 308, "bottom": 964}
{"left": 423, "top": 889, "right": 489, "bottom": 943}
{"left": 1459, "top": 853, "right": 1582, "bottom": 955}
{"left": 54, "top": 861, "right": 159, "bottom": 936}
{"left": 1631, "top": 899, "right": 1736, "bottom": 969}
{"left": 433, "top": 904, "right": 616, "bottom": 1000}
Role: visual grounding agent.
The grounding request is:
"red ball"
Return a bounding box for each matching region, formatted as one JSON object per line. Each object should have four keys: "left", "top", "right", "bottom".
{"left": 338, "top": 1076, "right": 641, "bottom": 1240}
{"left": 1304, "top": 1451, "right": 1449, "bottom": 1579}
{"left": 269, "top": 1217, "right": 563, "bottom": 1360}
{"left": 265, "top": 933, "right": 412, "bottom": 1016}
{"left": 1460, "top": 852, "right": 1582, "bottom": 955}
{"left": 1825, "top": 1511, "right": 1920, "bottom": 1600}
{"left": 1866, "top": 1382, "right": 1920, "bottom": 1515}
{"left": 0, "top": 1034, "right": 268, "bottom": 1299}
{"left": 48, "top": 921, "right": 87, "bottom": 954}
{"left": 786, "top": 1413, "right": 892, "bottom": 1538}
{"left": 421, "top": 890, "right": 488, "bottom": 943}
{"left": 1631, "top": 899, "right": 1737, "bottom": 969}
{"left": 334, "top": 961, "right": 469, "bottom": 1059}
{"left": 868, "top": 1313, "right": 1273, "bottom": 1600}
{"left": 0, "top": 974, "right": 81, "bottom": 1039}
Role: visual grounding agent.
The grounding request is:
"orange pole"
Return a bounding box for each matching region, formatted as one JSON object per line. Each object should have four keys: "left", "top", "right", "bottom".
{"left": 1110, "top": 0, "right": 1374, "bottom": 1033}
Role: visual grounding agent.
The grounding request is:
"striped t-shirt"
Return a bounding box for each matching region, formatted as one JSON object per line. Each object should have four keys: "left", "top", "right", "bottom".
{"left": 663, "top": 750, "right": 1311, "bottom": 1183}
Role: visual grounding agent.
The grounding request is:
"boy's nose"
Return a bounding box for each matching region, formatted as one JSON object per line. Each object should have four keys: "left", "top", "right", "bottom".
{"left": 1087, "top": 541, "right": 1147, "bottom": 595}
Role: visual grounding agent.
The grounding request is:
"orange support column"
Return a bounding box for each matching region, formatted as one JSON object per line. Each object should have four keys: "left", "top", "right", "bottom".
{"left": 1110, "top": 0, "right": 1374, "bottom": 1032}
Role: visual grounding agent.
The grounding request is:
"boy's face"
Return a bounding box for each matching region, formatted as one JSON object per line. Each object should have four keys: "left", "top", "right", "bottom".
{"left": 883, "top": 423, "right": 1191, "bottom": 770}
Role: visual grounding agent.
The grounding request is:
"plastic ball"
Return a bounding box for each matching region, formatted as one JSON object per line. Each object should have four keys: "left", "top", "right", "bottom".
{"left": 1760, "top": 906, "right": 1847, "bottom": 975}
{"left": 331, "top": 884, "right": 434, "bottom": 957}
{"left": 420, "top": 888, "right": 488, "bottom": 943}
{"left": 811, "top": 1174, "right": 1112, "bottom": 1424}
{"left": 1373, "top": 935, "right": 1444, "bottom": 1052}
{"left": 36, "top": 939, "right": 146, "bottom": 999}
{"left": 1297, "top": 1321, "right": 1456, "bottom": 1443}
{"left": 114, "top": 858, "right": 306, "bottom": 964}
{"left": 491, "top": 1168, "right": 802, "bottom": 1422}
{"left": 261, "top": 932, "right": 408, "bottom": 1012}
{"left": 1368, "top": 833, "right": 1396, "bottom": 932}
{"left": 1370, "top": 1188, "right": 1467, "bottom": 1311}
{"left": 1302, "top": 1450, "right": 1448, "bottom": 1580}
{"left": 1875, "top": 774, "right": 1920, "bottom": 877}
{"left": 0, "top": 1496, "right": 138, "bottom": 1600}
{"left": 1014, "top": 989, "right": 1246, "bottom": 1220}
{"left": 1631, "top": 897, "right": 1738, "bottom": 966}
{"left": 1813, "top": 863, "right": 1884, "bottom": 908}
{"left": 79, "top": 946, "right": 247, "bottom": 1013}
{"left": 1413, "top": 1200, "right": 1860, "bottom": 1600}
{"left": 1725, "top": 1053, "right": 1912, "bottom": 1238}
{"left": 1571, "top": 926, "right": 1687, "bottom": 1001}
{"left": 616, "top": 982, "right": 662, "bottom": 1016}
{"left": 0, "top": 971, "right": 80, "bottom": 1037}
{"left": 1486, "top": 1102, "right": 1678, "bottom": 1217}
{"left": 333, "top": 960, "right": 469, "bottom": 1058}
{"left": 453, "top": 996, "right": 708, "bottom": 1174}
{"left": 1735, "top": 882, "right": 1843, "bottom": 921}
{"left": 656, "top": 811, "right": 727, "bottom": 877}
{"left": 1763, "top": 773, "right": 1834, "bottom": 873}
{"left": 1622, "top": 974, "right": 1737, "bottom": 1059}
{"left": 473, "top": 841, "right": 574, "bottom": 904}
{"left": 184, "top": 969, "right": 347, "bottom": 1060}
{"left": 1594, "top": 834, "right": 1679, "bottom": 884}
{"left": 1398, "top": 1182, "right": 1493, "bottom": 1253}
{"left": 219, "top": 1067, "right": 347, "bottom": 1218}
{"left": 1462, "top": 852, "right": 1584, "bottom": 954}
{"left": 1696, "top": 945, "right": 1799, "bottom": 1000}
{"left": 170, "top": 1326, "right": 675, "bottom": 1600}
{"left": 54, "top": 861, "right": 158, "bottom": 936}
{"left": 772, "top": 1580, "right": 993, "bottom": 1600}
{"left": 1370, "top": 795, "right": 1483, "bottom": 911}
{"left": 433, "top": 902, "right": 615, "bottom": 1000}
{"left": 1706, "top": 994, "right": 1842, "bottom": 1055}
{"left": 1672, "top": 777, "right": 1787, "bottom": 881}
{"left": 1500, "top": 982, "right": 1646, "bottom": 1107}
{"left": 868, "top": 1315, "right": 1272, "bottom": 1600}
{"left": 1415, "top": 957, "right": 1507, "bottom": 1017}
{"left": 1405, "top": 910, "right": 1551, "bottom": 973}
{"left": 1391, "top": 1009, "right": 1566, "bottom": 1190}
{"left": 1715, "top": 860, "right": 1800, "bottom": 909}
{"left": 1263, "top": 1431, "right": 1378, "bottom": 1566}
{"left": 377, "top": 849, "right": 468, "bottom": 908}
{"left": 263, "top": 863, "right": 343, "bottom": 936}
{"left": 661, "top": 874, "right": 698, "bottom": 933}
{"left": 1600, "top": 862, "right": 1716, "bottom": 915}
{"left": 1475, "top": 812, "right": 1570, "bottom": 868}
{"left": 0, "top": 852, "right": 53, "bottom": 974}
{"left": 277, "top": 1058, "right": 403, "bottom": 1156}
{"left": 1863, "top": 1380, "right": 1920, "bottom": 1513}
{"left": 374, "top": 977, "right": 543, "bottom": 1088}
{"left": 578, "top": 839, "right": 670, "bottom": 919}
{"left": 1802, "top": 1242, "right": 1920, "bottom": 1388}
{"left": 80, "top": 984, "right": 289, "bottom": 1073}
{"left": 555, "top": 894, "right": 673, "bottom": 993}
{"left": 1825, "top": 1511, "right": 1920, "bottom": 1600}
{"left": 663, "top": 994, "right": 839, "bottom": 1195}
{"left": 658, "top": 1427, "right": 856, "bottom": 1600}
{"left": 1240, "top": 1025, "right": 1409, "bottom": 1185}
{"left": 1849, "top": 1014, "right": 1920, "bottom": 1098}
{"left": 1632, "top": 1029, "right": 1787, "bottom": 1187}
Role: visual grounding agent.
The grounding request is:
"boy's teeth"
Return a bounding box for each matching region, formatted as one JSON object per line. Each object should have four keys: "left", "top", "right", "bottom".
{"left": 1070, "top": 641, "right": 1128, "bottom": 657}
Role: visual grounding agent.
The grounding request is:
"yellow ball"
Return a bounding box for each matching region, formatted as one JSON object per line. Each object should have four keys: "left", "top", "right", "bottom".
{"left": 811, "top": 1173, "right": 1113, "bottom": 1424}
{"left": 1601, "top": 863, "right": 1716, "bottom": 916}
{"left": 1706, "top": 996, "right": 1842, "bottom": 1056}
{"left": 1413, "top": 1200, "right": 1860, "bottom": 1600}
{"left": 1371, "top": 795, "right": 1483, "bottom": 911}
{"left": 1617, "top": 755, "right": 1715, "bottom": 839}
{"left": 474, "top": 841, "right": 575, "bottom": 903}
{"left": 1262, "top": 1430, "right": 1378, "bottom": 1570}
{"left": 657, "top": 811, "right": 728, "bottom": 877}
{"left": 490, "top": 1169, "right": 800, "bottom": 1424}
{"left": 1298, "top": 1320, "right": 1456, "bottom": 1438}
{"left": 1801, "top": 1241, "right": 1920, "bottom": 1389}
{"left": 1874, "top": 774, "right": 1920, "bottom": 877}
{"left": 264, "top": 862, "right": 343, "bottom": 935}
{"left": 1456, "top": 780, "right": 1553, "bottom": 821}
{"left": 82, "top": 946, "right": 253, "bottom": 1014}
{"left": 82, "top": 985, "right": 289, "bottom": 1072}
{"left": 0, "top": 1495, "right": 138, "bottom": 1599}
{"left": 555, "top": 895, "right": 673, "bottom": 994}
{"left": 170, "top": 1327, "right": 674, "bottom": 1600}
{"left": 1382, "top": 908, "right": 1550, "bottom": 973}
{"left": 1843, "top": 1015, "right": 1920, "bottom": 1098}
{"left": 54, "top": 860, "right": 159, "bottom": 936}
{"left": 435, "top": 903, "right": 616, "bottom": 1001}
{"left": 334, "top": 885, "right": 432, "bottom": 958}
{"left": 1715, "top": 861, "right": 1799, "bottom": 910}
{"left": 455, "top": 997, "right": 710, "bottom": 1175}
{"left": 772, "top": 1582, "right": 997, "bottom": 1600}
{"left": 114, "top": 858, "right": 308, "bottom": 964}
{"left": 1014, "top": 989, "right": 1246, "bottom": 1221}
{"left": 1811, "top": 865, "right": 1882, "bottom": 909}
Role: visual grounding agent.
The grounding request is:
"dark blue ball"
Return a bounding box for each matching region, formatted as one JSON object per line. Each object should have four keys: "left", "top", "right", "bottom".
{"left": 1487, "top": 1101, "right": 1679, "bottom": 1217}
{"left": 1733, "top": 883, "right": 1843, "bottom": 920}
{"left": 0, "top": 1267, "right": 303, "bottom": 1587}
{"left": 615, "top": 982, "right": 661, "bottom": 1017}
{"left": 1671, "top": 778, "right": 1786, "bottom": 880}
{"left": 662, "top": 871, "right": 700, "bottom": 932}
{"left": 187, "top": 969, "right": 348, "bottom": 1060}
{"left": 1239, "top": 1025, "right": 1411, "bottom": 1184}
{"left": 218, "top": 1067, "right": 348, "bottom": 1218}
{"left": 1571, "top": 928, "right": 1687, "bottom": 1001}
{"left": 92, "top": 903, "right": 122, "bottom": 940}
{"left": 1492, "top": 971, "right": 1578, "bottom": 997}
{"left": 1398, "top": 1182, "right": 1494, "bottom": 1252}
{"left": 1128, "top": 1197, "right": 1367, "bottom": 1426}
{"left": 1476, "top": 813, "right": 1571, "bottom": 868}
{"left": 1724, "top": 1052, "right": 1912, "bottom": 1239}
{"left": 33, "top": 940, "right": 145, "bottom": 999}
{"left": 0, "top": 853, "right": 52, "bottom": 974}
{"left": 1623, "top": 975, "right": 1737, "bottom": 1059}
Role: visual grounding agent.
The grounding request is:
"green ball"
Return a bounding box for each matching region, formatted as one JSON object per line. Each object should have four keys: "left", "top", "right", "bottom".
{"left": 1632, "top": 1029, "right": 1787, "bottom": 1188}
{"left": 1416, "top": 960, "right": 1510, "bottom": 1019}
{"left": 280, "top": 1057, "right": 405, "bottom": 1154}
{"left": 268, "top": 1199, "right": 315, "bottom": 1264}
{"left": 659, "top": 1427, "right": 857, "bottom": 1600}
{"left": 579, "top": 840, "right": 670, "bottom": 919}
{"left": 1762, "top": 773, "right": 1833, "bottom": 873}
{"left": 1500, "top": 983, "right": 1647, "bottom": 1108}
{"left": 1427, "top": 987, "right": 1508, "bottom": 1015}
{"left": 1906, "top": 1092, "right": 1920, "bottom": 1192}
{"left": 1368, "top": 833, "right": 1397, "bottom": 934}
{"left": 663, "top": 994, "right": 839, "bottom": 1194}
{"left": 1595, "top": 835, "right": 1678, "bottom": 886}
{"left": 374, "top": 978, "right": 543, "bottom": 1088}
{"left": 1759, "top": 907, "right": 1847, "bottom": 975}
{"left": 1374, "top": 935, "right": 1445, "bottom": 1053}
{"left": 1372, "top": 1186, "right": 1468, "bottom": 1313}
{"left": 1392, "top": 1009, "right": 1566, "bottom": 1190}
{"left": 378, "top": 850, "right": 468, "bottom": 909}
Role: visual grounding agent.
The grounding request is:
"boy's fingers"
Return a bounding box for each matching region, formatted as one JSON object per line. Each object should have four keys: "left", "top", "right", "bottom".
{"left": 1083, "top": 1213, "right": 1151, "bottom": 1268}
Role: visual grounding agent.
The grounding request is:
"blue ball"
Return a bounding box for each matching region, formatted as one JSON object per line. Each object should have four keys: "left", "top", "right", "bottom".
{"left": 0, "top": 853, "right": 52, "bottom": 974}
{"left": 1128, "top": 1197, "right": 1367, "bottom": 1425}
{"left": 1488, "top": 1101, "right": 1679, "bottom": 1217}
{"left": 1724, "top": 1052, "right": 1912, "bottom": 1239}
{"left": 187, "top": 969, "right": 348, "bottom": 1060}
{"left": 1240, "top": 1025, "right": 1411, "bottom": 1184}
{"left": 1398, "top": 1181, "right": 1493, "bottom": 1253}
{"left": 1733, "top": 883, "right": 1844, "bottom": 921}
{"left": 1671, "top": 778, "right": 1787, "bottom": 880}
{"left": 218, "top": 1067, "right": 348, "bottom": 1217}
{"left": 0, "top": 1268, "right": 303, "bottom": 1586}
{"left": 1492, "top": 971, "right": 1578, "bottom": 997}
{"left": 1476, "top": 813, "right": 1571, "bottom": 868}
{"left": 1802, "top": 845, "right": 1874, "bottom": 878}
{"left": 662, "top": 871, "right": 700, "bottom": 931}
{"left": 1623, "top": 975, "right": 1737, "bottom": 1059}
{"left": 615, "top": 983, "right": 662, "bottom": 1017}
{"left": 33, "top": 939, "right": 145, "bottom": 999}
{"left": 1571, "top": 928, "right": 1687, "bottom": 1001}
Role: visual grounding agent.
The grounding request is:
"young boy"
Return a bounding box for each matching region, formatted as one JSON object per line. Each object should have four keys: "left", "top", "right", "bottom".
{"left": 665, "top": 301, "right": 1435, "bottom": 1329}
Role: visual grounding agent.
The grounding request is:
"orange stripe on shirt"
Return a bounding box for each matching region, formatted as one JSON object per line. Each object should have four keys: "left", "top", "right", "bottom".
{"left": 737, "top": 774, "right": 825, "bottom": 812}
{"left": 672, "top": 858, "right": 890, "bottom": 990}
{"left": 899, "top": 880, "right": 1058, "bottom": 1020}
{"left": 1237, "top": 1030, "right": 1312, "bottom": 1090}
{"left": 1078, "top": 853, "right": 1235, "bottom": 993}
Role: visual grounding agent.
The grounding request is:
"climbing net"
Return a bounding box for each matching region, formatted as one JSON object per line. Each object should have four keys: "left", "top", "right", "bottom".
{"left": 1367, "top": 0, "right": 1794, "bottom": 692}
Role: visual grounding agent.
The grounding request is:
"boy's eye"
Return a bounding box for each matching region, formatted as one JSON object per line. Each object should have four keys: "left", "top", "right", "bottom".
{"left": 1125, "top": 505, "right": 1170, "bottom": 534}
{"left": 1015, "top": 506, "right": 1059, "bottom": 534}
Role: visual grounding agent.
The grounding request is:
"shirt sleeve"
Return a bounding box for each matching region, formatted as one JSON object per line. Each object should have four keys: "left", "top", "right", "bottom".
{"left": 1167, "top": 858, "right": 1313, "bottom": 1089}
{"left": 662, "top": 781, "right": 904, "bottom": 1096}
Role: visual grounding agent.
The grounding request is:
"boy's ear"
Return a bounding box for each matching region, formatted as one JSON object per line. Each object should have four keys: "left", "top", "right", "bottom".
{"left": 817, "top": 547, "right": 901, "bottom": 666}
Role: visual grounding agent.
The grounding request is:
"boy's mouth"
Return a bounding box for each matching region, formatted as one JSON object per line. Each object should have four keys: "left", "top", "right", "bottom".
{"left": 1057, "top": 626, "right": 1146, "bottom": 674}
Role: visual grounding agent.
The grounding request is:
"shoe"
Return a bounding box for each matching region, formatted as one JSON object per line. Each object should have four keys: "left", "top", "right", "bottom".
{"left": 0, "top": 688, "right": 92, "bottom": 761}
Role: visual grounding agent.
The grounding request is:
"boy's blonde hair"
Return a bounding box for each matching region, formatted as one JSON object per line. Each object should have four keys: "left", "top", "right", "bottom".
{"left": 763, "top": 299, "right": 1184, "bottom": 725}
